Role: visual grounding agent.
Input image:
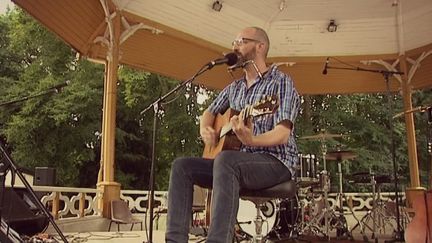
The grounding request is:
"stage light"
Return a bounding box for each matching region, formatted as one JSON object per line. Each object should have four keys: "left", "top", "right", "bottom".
{"left": 327, "top": 19, "right": 338, "bottom": 32}
{"left": 212, "top": 1, "right": 222, "bottom": 12}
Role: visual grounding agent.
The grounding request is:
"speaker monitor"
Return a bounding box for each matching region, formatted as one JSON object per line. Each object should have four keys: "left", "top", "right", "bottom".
{"left": 0, "top": 188, "right": 49, "bottom": 237}
{"left": 34, "top": 167, "right": 56, "bottom": 186}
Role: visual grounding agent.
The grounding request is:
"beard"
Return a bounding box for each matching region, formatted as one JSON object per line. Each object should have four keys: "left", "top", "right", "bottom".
{"left": 236, "top": 46, "right": 257, "bottom": 65}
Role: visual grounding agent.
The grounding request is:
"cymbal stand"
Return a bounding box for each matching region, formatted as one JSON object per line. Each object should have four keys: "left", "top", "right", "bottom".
{"left": 296, "top": 188, "right": 327, "bottom": 238}
{"left": 320, "top": 137, "right": 331, "bottom": 240}
{"left": 350, "top": 171, "right": 397, "bottom": 242}
{"left": 361, "top": 181, "right": 397, "bottom": 238}
{"left": 350, "top": 172, "right": 378, "bottom": 240}
{"left": 333, "top": 159, "right": 354, "bottom": 240}
{"left": 372, "top": 170, "right": 378, "bottom": 239}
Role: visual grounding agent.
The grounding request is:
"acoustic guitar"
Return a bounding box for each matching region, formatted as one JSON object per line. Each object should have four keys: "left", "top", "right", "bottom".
{"left": 201, "top": 95, "right": 279, "bottom": 226}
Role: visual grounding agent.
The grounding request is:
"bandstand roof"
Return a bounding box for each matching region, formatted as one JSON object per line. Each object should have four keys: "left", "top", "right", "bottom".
{"left": 11, "top": 0, "right": 432, "bottom": 94}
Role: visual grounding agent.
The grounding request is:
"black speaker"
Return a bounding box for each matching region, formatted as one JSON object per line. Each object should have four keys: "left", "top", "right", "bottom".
{"left": 0, "top": 188, "right": 49, "bottom": 236}
{"left": 34, "top": 167, "right": 56, "bottom": 186}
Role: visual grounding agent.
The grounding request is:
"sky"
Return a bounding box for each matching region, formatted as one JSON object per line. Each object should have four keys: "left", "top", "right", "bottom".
{"left": 0, "top": 0, "right": 14, "bottom": 14}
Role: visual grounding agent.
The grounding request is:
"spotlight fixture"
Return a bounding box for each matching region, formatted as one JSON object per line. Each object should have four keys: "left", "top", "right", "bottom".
{"left": 212, "top": 1, "right": 223, "bottom": 12}
{"left": 327, "top": 19, "right": 338, "bottom": 32}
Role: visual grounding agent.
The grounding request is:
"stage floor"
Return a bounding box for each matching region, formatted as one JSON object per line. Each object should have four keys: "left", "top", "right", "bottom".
{"left": 47, "top": 230, "right": 400, "bottom": 243}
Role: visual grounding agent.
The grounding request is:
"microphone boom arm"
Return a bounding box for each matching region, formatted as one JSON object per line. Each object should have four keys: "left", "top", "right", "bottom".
{"left": 325, "top": 65, "right": 404, "bottom": 76}
{"left": 140, "top": 64, "right": 209, "bottom": 115}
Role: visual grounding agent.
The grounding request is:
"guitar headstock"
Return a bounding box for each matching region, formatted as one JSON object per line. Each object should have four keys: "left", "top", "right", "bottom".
{"left": 249, "top": 95, "right": 279, "bottom": 118}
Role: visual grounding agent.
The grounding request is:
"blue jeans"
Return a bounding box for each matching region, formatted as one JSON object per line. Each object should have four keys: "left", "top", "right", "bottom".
{"left": 165, "top": 150, "right": 292, "bottom": 243}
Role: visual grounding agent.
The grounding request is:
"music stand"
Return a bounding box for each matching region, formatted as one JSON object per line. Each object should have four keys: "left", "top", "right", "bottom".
{"left": 325, "top": 60, "right": 405, "bottom": 242}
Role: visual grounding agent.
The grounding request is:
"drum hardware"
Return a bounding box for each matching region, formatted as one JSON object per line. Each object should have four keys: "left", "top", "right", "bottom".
{"left": 234, "top": 222, "right": 253, "bottom": 242}
{"left": 299, "top": 132, "right": 333, "bottom": 239}
{"left": 325, "top": 150, "right": 368, "bottom": 241}
{"left": 297, "top": 192, "right": 330, "bottom": 238}
{"left": 350, "top": 171, "right": 395, "bottom": 241}
{"left": 319, "top": 138, "right": 331, "bottom": 240}
{"left": 298, "top": 130, "right": 355, "bottom": 240}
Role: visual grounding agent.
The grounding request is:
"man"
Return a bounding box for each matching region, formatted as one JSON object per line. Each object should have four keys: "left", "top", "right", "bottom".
{"left": 166, "top": 26, "right": 300, "bottom": 243}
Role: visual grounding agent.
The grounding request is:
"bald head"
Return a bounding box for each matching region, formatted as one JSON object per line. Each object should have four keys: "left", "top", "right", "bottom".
{"left": 249, "top": 27, "right": 270, "bottom": 57}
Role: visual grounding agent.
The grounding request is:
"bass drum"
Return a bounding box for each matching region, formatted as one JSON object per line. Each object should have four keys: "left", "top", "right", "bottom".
{"left": 236, "top": 196, "right": 299, "bottom": 239}
{"left": 237, "top": 199, "right": 276, "bottom": 237}
{"left": 266, "top": 196, "right": 300, "bottom": 240}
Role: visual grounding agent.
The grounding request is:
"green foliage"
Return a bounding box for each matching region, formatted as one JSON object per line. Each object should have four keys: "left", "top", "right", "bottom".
{"left": 117, "top": 67, "right": 205, "bottom": 190}
{"left": 0, "top": 9, "right": 206, "bottom": 190}
{"left": 295, "top": 92, "right": 429, "bottom": 192}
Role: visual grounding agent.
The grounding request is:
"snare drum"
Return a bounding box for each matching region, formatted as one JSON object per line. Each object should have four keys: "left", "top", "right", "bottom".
{"left": 296, "top": 154, "right": 320, "bottom": 187}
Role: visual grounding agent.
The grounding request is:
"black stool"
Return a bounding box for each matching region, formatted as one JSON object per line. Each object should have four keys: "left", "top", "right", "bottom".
{"left": 239, "top": 180, "right": 297, "bottom": 242}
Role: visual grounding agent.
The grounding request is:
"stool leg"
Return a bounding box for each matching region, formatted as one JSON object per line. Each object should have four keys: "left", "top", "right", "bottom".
{"left": 254, "top": 205, "right": 264, "bottom": 243}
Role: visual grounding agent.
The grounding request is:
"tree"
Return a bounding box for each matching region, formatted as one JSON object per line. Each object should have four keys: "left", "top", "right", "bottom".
{"left": 0, "top": 9, "right": 207, "bottom": 189}
{"left": 295, "top": 92, "right": 430, "bottom": 192}
{"left": 117, "top": 68, "right": 206, "bottom": 190}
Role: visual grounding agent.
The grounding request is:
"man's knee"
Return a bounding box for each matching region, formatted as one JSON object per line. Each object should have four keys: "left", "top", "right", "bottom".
{"left": 214, "top": 151, "right": 239, "bottom": 172}
{"left": 171, "top": 157, "right": 190, "bottom": 173}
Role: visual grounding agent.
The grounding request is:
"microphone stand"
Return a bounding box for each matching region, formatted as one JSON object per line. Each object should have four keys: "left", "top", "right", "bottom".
{"left": 0, "top": 84, "right": 69, "bottom": 242}
{"left": 326, "top": 65, "right": 405, "bottom": 242}
{"left": 140, "top": 63, "right": 213, "bottom": 243}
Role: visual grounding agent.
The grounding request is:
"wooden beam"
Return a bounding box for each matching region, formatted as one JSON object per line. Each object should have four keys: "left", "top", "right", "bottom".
{"left": 399, "top": 54, "right": 421, "bottom": 188}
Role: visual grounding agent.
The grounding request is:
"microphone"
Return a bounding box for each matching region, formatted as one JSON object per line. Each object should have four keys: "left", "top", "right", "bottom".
{"left": 207, "top": 52, "right": 238, "bottom": 69}
{"left": 322, "top": 57, "right": 329, "bottom": 75}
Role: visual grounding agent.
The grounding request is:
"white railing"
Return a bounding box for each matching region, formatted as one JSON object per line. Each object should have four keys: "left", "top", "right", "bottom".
{"left": 9, "top": 185, "right": 406, "bottom": 220}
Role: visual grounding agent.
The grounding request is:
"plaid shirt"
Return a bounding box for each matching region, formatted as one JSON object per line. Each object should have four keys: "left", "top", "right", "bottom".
{"left": 208, "top": 64, "right": 301, "bottom": 176}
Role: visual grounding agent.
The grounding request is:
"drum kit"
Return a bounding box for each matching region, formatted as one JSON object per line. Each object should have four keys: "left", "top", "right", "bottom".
{"left": 235, "top": 130, "right": 394, "bottom": 242}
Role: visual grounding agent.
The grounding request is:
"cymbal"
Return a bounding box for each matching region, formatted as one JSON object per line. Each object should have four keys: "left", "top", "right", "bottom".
{"left": 325, "top": 150, "right": 356, "bottom": 161}
{"left": 300, "top": 132, "right": 344, "bottom": 140}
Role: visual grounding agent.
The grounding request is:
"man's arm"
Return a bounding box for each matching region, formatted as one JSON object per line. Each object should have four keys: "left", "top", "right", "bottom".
{"left": 231, "top": 113, "right": 292, "bottom": 147}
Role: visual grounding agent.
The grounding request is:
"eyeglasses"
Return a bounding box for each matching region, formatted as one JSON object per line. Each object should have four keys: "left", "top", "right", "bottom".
{"left": 232, "top": 37, "right": 261, "bottom": 47}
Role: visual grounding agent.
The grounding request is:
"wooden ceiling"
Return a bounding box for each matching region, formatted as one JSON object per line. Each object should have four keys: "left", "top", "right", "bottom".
{"left": 12, "top": 0, "right": 432, "bottom": 94}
